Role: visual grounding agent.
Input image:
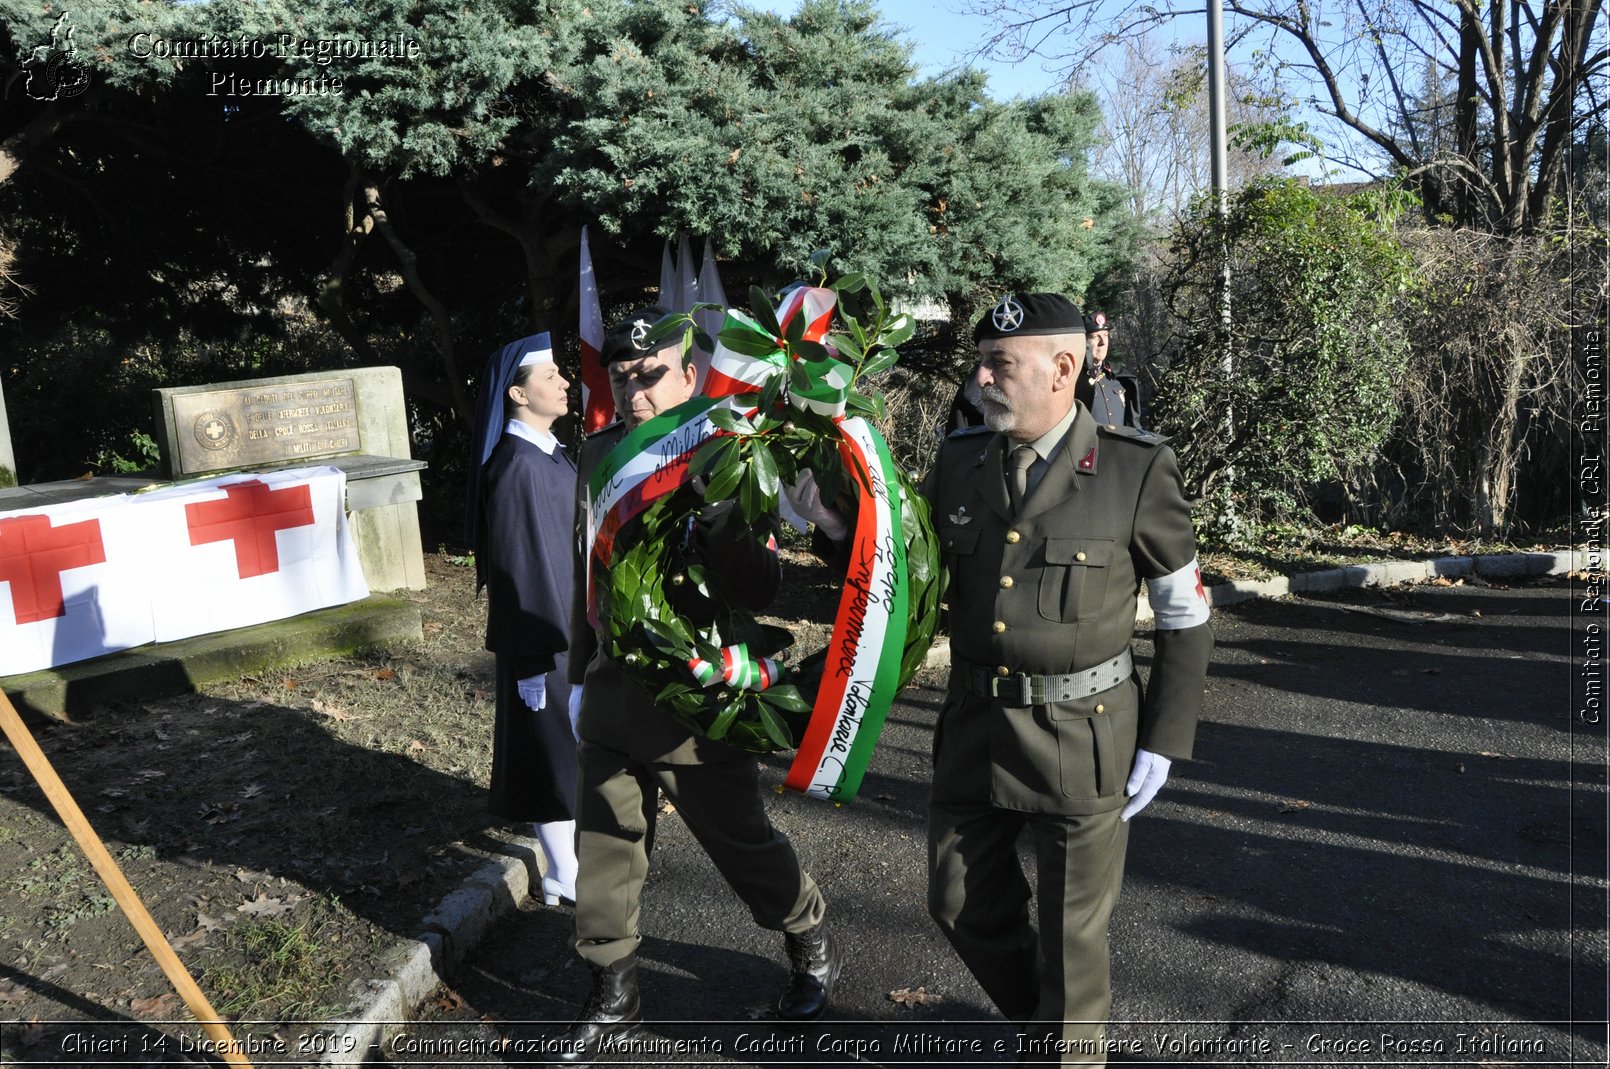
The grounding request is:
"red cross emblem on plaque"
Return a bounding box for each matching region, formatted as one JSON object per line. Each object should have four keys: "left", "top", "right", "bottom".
{"left": 185, "top": 480, "right": 315, "bottom": 579}
{"left": 0, "top": 514, "right": 107, "bottom": 625}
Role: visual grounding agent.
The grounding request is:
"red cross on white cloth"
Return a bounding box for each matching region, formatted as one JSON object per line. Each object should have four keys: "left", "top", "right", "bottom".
{"left": 184, "top": 479, "right": 315, "bottom": 578}
{"left": 0, "top": 514, "right": 106, "bottom": 625}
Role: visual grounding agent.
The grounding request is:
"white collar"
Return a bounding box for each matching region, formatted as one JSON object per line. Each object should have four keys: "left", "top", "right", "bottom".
{"left": 505, "top": 418, "right": 560, "bottom": 455}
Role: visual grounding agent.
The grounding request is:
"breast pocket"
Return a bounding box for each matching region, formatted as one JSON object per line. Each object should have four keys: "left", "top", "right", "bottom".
{"left": 1037, "top": 537, "right": 1114, "bottom": 622}
{"left": 940, "top": 525, "right": 980, "bottom": 563}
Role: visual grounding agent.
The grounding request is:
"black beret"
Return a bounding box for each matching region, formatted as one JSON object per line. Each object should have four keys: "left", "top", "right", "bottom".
{"left": 601, "top": 306, "right": 677, "bottom": 365}
{"left": 1083, "top": 310, "right": 1110, "bottom": 334}
{"left": 973, "top": 293, "right": 1085, "bottom": 342}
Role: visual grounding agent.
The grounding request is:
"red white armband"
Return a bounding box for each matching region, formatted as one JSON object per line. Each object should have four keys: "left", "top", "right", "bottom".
{"left": 1147, "top": 558, "right": 1210, "bottom": 630}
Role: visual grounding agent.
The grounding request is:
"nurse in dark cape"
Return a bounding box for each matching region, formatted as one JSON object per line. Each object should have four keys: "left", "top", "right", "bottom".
{"left": 466, "top": 331, "right": 579, "bottom": 905}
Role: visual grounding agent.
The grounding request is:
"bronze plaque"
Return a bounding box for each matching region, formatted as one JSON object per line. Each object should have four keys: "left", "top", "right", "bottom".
{"left": 170, "top": 378, "right": 359, "bottom": 475}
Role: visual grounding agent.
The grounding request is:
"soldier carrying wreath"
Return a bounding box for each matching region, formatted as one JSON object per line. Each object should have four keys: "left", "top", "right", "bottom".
{"left": 549, "top": 304, "right": 852, "bottom": 1062}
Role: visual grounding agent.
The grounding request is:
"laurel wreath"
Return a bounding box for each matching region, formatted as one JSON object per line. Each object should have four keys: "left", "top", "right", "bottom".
{"left": 594, "top": 275, "right": 943, "bottom": 754}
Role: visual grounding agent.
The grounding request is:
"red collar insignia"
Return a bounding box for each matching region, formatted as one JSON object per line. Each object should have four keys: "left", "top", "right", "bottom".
{"left": 1078, "top": 446, "right": 1097, "bottom": 471}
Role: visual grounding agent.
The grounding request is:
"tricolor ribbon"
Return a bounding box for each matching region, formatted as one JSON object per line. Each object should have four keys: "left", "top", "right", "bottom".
{"left": 704, "top": 310, "right": 786, "bottom": 399}
{"left": 782, "top": 416, "right": 909, "bottom": 802}
{"left": 585, "top": 395, "right": 726, "bottom": 628}
{"left": 688, "top": 644, "right": 784, "bottom": 691}
{"left": 707, "top": 306, "right": 856, "bottom": 419}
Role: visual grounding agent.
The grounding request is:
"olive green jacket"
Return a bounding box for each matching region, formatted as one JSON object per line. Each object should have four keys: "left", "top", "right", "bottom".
{"left": 925, "top": 405, "right": 1213, "bottom": 815}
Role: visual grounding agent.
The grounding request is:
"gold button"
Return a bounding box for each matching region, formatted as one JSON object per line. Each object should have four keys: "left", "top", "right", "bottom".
{"left": 1000, "top": 576, "right": 1014, "bottom": 588}
{"left": 1095, "top": 703, "right": 1105, "bottom": 714}
{"left": 1006, "top": 530, "right": 1022, "bottom": 544}
{"left": 997, "top": 665, "right": 1011, "bottom": 677}
{"left": 992, "top": 620, "right": 1007, "bottom": 633}
{"left": 1076, "top": 551, "right": 1087, "bottom": 562}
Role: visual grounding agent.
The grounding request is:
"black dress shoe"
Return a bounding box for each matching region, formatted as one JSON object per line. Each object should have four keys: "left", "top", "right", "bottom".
{"left": 549, "top": 957, "right": 643, "bottom": 1065}
{"left": 776, "top": 919, "right": 842, "bottom": 1021}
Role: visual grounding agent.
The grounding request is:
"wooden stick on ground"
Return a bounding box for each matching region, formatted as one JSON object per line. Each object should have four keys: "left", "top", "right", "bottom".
{"left": 0, "top": 691, "right": 255, "bottom": 1069}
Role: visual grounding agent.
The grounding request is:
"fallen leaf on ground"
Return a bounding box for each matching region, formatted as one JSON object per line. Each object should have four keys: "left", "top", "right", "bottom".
{"left": 311, "top": 699, "right": 351, "bottom": 721}
{"left": 282, "top": 678, "right": 299, "bottom": 690}
{"left": 434, "top": 989, "right": 464, "bottom": 1012}
{"left": 131, "top": 993, "right": 179, "bottom": 1019}
{"left": 887, "top": 986, "right": 940, "bottom": 1007}
{"left": 233, "top": 867, "right": 269, "bottom": 884}
{"left": 1278, "top": 799, "right": 1311, "bottom": 813}
{"left": 408, "top": 739, "right": 428, "bottom": 753}
{"left": 372, "top": 667, "right": 398, "bottom": 681}
{"left": 424, "top": 622, "right": 445, "bottom": 634}
{"left": 196, "top": 913, "right": 226, "bottom": 931}
{"left": 171, "top": 928, "right": 209, "bottom": 951}
{"left": 240, "top": 783, "right": 266, "bottom": 800}
{"left": 237, "top": 893, "right": 294, "bottom": 918}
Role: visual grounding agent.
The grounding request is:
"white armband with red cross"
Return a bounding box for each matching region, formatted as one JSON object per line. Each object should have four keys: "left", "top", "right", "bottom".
{"left": 1147, "top": 558, "right": 1210, "bottom": 630}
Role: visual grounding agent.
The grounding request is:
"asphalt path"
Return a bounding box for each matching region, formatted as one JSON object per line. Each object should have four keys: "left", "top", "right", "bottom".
{"left": 390, "top": 579, "right": 1607, "bottom": 1068}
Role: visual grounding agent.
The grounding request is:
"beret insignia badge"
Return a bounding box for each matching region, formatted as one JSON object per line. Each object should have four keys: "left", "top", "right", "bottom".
{"left": 990, "top": 297, "right": 1024, "bottom": 333}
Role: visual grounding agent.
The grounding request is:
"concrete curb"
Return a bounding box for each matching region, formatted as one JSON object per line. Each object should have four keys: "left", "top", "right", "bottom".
{"left": 320, "top": 548, "right": 1586, "bottom": 1063}
{"left": 321, "top": 838, "right": 544, "bottom": 1066}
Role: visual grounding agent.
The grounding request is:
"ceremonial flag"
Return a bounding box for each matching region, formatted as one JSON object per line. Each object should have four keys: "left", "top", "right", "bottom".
{"left": 579, "top": 226, "right": 613, "bottom": 432}
{"left": 658, "top": 240, "right": 676, "bottom": 308}
{"left": 691, "top": 239, "right": 727, "bottom": 393}
{"left": 674, "top": 233, "right": 698, "bottom": 312}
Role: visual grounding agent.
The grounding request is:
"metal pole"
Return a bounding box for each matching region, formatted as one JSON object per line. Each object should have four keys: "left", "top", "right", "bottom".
{"left": 1207, "top": 0, "right": 1230, "bottom": 318}
{"left": 1207, "top": 0, "right": 1235, "bottom": 521}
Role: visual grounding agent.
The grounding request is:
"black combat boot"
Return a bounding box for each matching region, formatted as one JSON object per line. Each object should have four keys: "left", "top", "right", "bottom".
{"left": 549, "top": 957, "right": 642, "bottom": 1065}
{"left": 776, "top": 919, "right": 842, "bottom": 1021}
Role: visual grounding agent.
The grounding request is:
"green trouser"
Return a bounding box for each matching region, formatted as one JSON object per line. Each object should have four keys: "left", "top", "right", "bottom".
{"left": 572, "top": 741, "right": 826, "bottom": 967}
{"left": 928, "top": 799, "right": 1130, "bottom": 1068}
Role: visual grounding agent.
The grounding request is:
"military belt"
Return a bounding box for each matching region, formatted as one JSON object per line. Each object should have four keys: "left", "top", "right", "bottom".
{"left": 958, "top": 649, "right": 1134, "bottom": 707}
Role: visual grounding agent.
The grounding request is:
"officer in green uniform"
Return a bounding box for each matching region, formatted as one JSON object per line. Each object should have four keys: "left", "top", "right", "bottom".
{"left": 924, "top": 293, "right": 1213, "bottom": 1066}
{"left": 550, "top": 308, "right": 841, "bottom": 1064}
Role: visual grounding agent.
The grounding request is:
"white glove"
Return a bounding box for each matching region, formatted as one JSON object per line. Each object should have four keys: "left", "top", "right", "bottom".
{"left": 1120, "top": 748, "right": 1171, "bottom": 822}
{"left": 783, "top": 469, "right": 848, "bottom": 542}
{"left": 567, "top": 685, "right": 584, "bottom": 739}
{"left": 516, "top": 674, "right": 547, "bottom": 713}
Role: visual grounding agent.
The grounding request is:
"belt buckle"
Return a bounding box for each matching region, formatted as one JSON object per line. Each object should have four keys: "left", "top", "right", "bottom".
{"left": 989, "top": 672, "right": 1035, "bottom": 706}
